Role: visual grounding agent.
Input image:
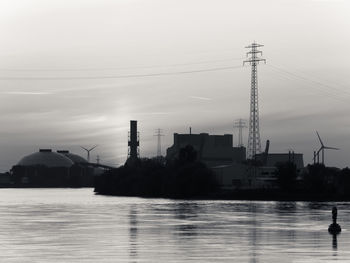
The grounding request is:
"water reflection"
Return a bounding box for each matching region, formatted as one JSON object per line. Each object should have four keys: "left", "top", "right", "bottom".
{"left": 129, "top": 207, "right": 138, "bottom": 262}
{"left": 173, "top": 202, "right": 199, "bottom": 237}
{"left": 275, "top": 201, "right": 297, "bottom": 212}
{"left": 249, "top": 203, "right": 258, "bottom": 263}
{"left": 307, "top": 202, "right": 331, "bottom": 210}
{"left": 332, "top": 233, "right": 338, "bottom": 251}
{"left": 1, "top": 190, "right": 350, "bottom": 262}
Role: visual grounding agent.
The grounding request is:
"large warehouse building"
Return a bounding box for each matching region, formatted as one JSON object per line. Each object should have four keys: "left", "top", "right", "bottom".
{"left": 11, "top": 149, "right": 95, "bottom": 187}
{"left": 166, "top": 132, "right": 246, "bottom": 167}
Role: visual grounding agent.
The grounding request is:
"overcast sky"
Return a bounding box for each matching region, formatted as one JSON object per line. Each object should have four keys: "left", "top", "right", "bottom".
{"left": 0, "top": 0, "right": 349, "bottom": 171}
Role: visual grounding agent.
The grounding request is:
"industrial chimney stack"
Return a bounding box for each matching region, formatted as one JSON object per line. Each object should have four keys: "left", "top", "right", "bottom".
{"left": 127, "top": 120, "right": 140, "bottom": 163}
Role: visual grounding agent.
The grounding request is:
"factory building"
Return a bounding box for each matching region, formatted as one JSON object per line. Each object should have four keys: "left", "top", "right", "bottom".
{"left": 166, "top": 133, "right": 246, "bottom": 167}
{"left": 255, "top": 152, "right": 304, "bottom": 171}
{"left": 57, "top": 150, "right": 89, "bottom": 164}
{"left": 213, "top": 148, "right": 305, "bottom": 190}
{"left": 18, "top": 149, "right": 74, "bottom": 168}
{"left": 167, "top": 133, "right": 305, "bottom": 190}
{"left": 213, "top": 163, "right": 278, "bottom": 190}
{"left": 11, "top": 149, "right": 94, "bottom": 187}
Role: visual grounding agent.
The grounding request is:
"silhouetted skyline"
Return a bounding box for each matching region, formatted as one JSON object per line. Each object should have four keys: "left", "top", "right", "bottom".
{"left": 0, "top": 0, "right": 349, "bottom": 171}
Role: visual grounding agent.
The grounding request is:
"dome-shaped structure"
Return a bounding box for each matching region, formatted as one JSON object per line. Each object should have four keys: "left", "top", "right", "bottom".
{"left": 18, "top": 149, "right": 74, "bottom": 168}
{"left": 57, "top": 150, "right": 88, "bottom": 164}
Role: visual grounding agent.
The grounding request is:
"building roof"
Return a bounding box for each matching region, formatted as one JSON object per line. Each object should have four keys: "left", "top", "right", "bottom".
{"left": 18, "top": 149, "right": 74, "bottom": 168}
{"left": 264, "top": 153, "right": 304, "bottom": 169}
{"left": 57, "top": 151, "right": 88, "bottom": 164}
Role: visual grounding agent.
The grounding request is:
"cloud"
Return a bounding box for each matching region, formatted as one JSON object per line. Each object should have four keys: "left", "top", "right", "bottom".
{"left": 1, "top": 91, "right": 53, "bottom": 95}
{"left": 189, "top": 96, "right": 212, "bottom": 101}
{"left": 137, "top": 112, "right": 173, "bottom": 115}
{"left": 311, "top": 0, "right": 345, "bottom": 2}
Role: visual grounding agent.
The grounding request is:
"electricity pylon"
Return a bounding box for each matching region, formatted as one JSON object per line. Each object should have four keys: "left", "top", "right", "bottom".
{"left": 154, "top": 128, "right": 164, "bottom": 157}
{"left": 234, "top": 119, "right": 247, "bottom": 147}
{"left": 244, "top": 42, "right": 266, "bottom": 159}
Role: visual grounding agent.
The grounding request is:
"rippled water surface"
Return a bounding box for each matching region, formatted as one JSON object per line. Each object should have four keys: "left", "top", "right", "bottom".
{"left": 0, "top": 189, "right": 349, "bottom": 262}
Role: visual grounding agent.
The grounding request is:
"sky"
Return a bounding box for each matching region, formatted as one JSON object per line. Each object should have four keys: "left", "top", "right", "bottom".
{"left": 0, "top": 0, "right": 349, "bottom": 171}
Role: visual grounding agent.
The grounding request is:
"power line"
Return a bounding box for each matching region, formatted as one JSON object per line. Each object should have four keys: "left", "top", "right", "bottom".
{"left": 0, "top": 65, "right": 243, "bottom": 80}
{"left": 281, "top": 65, "right": 350, "bottom": 91}
{"left": 0, "top": 57, "right": 245, "bottom": 72}
{"left": 265, "top": 64, "right": 350, "bottom": 103}
{"left": 267, "top": 64, "right": 350, "bottom": 97}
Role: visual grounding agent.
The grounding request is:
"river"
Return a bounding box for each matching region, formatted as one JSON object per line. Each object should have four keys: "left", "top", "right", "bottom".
{"left": 0, "top": 188, "right": 349, "bottom": 262}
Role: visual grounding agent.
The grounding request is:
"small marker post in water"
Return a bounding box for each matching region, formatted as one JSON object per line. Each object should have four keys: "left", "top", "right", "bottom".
{"left": 328, "top": 206, "right": 341, "bottom": 234}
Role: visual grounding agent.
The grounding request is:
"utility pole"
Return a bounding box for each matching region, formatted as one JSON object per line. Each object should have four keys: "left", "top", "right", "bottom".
{"left": 154, "top": 128, "right": 164, "bottom": 157}
{"left": 244, "top": 42, "right": 266, "bottom": 159}
{"left": 234, "top": 119, "right": 247, "bottom": 147}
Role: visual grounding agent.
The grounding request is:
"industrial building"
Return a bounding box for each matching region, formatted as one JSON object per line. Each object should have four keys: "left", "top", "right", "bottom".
{"left": 213, "top": 141, "right": 305, "bottom": 190}
{"left": 165, "top": 132, "right": 305, "bottom": 190}
{"left": 213, "top": 163, "right": 278, "bottom": 190}
{"left": 11, "top": 149, "right": 97, "bottom": 187}
{"left": 166, "top": 133, "right": 246, "bottom": 168}
{"left": 255, "top": 152, "right": 304, "bottom": 170}
{"left": 18, "top": 149, "right": 75, "bottom": 168}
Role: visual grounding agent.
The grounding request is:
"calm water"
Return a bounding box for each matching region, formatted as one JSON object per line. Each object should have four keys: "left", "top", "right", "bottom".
{"left": 0, "top": 189, "right": 349, "bottom": 262}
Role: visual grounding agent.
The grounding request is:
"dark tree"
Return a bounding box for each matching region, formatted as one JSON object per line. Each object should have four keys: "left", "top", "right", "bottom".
{"left": 276, "top": 161, "right": 297, "bottom": 191}
{"left": 94, "top": 144, "right": 218, "bottom": 198}
{"left": 178, "top": 145, "right": 197, "bottom": 164}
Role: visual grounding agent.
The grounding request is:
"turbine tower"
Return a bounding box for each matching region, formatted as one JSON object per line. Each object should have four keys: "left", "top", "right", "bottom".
{"left": 244, "top": 42, "right": 266, "bottom": 159}
{"left": 233, "top": 119, "right": 247, "bottom": 147}
{"left": 154, "top": 128, "right": 164, "bottom": 157}
{"left": 315, "top": 131, "right": 339, "bottom": 165}
{"left": 81, "top": 145, "right": 98, "bottom": 163}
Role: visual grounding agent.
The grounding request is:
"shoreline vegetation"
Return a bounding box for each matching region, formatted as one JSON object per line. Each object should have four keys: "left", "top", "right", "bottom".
{"left": 94, "top": 145, "right": 218, "bottom": 199}
{"left": 94, "top": 145, "right": 350, "bottom": 201}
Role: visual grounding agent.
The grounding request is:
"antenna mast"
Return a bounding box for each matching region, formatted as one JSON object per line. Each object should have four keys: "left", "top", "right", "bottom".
{"left": 244, "top": 42, "right": 266, "bottom": 159}
{"left": 234, "top": 119, "right": 247, "bottom": 147}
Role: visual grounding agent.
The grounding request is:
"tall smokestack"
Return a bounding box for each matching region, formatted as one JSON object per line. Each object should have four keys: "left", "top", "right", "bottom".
{"left": 128, "top": 120, "right": 139, "bottom": 160}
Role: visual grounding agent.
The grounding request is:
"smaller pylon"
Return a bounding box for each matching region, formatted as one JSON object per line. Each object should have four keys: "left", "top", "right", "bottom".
{"left": 233, "top": 119, "right": 247, "bottom": 147}
{"left": 154, "top": 128, "right": 164, "bottom": 157}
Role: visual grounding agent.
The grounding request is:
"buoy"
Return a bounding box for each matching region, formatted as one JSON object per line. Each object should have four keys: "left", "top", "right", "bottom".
{"left": 328, "top": 206, "right": 341, "bottom": 234}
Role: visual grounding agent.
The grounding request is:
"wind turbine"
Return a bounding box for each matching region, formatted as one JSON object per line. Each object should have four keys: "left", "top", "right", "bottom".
{"left": 315, "top": 131, "right": 339, "bottom": 165}
{"left": 81, "top": 145, "right": 98, "bottom": 163}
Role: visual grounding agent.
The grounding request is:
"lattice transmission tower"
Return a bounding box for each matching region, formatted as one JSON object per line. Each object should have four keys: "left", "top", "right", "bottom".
{"left": 244, "top": 42, "right": 266, "bottom": 159}
{"left": 154, "top": 128, "right": 164, "bottom": 157}
{"left": 234, "top": 119, "right": 247, "bottom": 147}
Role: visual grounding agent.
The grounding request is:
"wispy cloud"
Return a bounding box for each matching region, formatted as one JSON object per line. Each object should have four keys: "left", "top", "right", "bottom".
{"left": 72, "top": 115, "right": 108, "bottom": 123}
{"left": 311, "top": 0, "right": 345, "bottom": 2}
{"left": 138, "top": 112, "right": 173, "bottom": 115}
{"left": 1, "top": 91, "right": 53, "bottom": 95}
{"left": 189, "top": 96, "right": 212, "bottom": 101}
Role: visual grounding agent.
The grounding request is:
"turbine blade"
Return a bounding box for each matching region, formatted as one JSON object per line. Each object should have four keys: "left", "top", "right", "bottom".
{"left": 324, "top": 146, "right": 339, "bottom": 150}
{"left": 89, "top": 145, "right": 98, "bottom": 151}
{"left": 316, "top": 131, "right": 324, "bottom": 147}
{"left": 80, "top": 146, "right": 88, "bottom": 151}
